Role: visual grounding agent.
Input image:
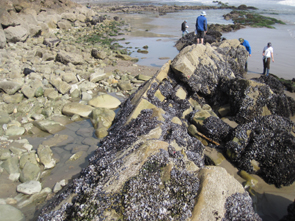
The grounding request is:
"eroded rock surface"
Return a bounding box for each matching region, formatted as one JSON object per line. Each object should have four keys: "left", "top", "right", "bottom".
{"left": 37, "top": 42, "right": 264, "bottom": 220}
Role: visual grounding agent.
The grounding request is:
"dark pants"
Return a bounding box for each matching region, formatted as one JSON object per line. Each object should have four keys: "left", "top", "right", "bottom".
{"left": 263, "top": 57, "right": 270, "bottom": 74}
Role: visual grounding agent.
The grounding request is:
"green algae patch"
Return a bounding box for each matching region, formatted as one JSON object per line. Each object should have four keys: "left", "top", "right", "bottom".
{"left": 230, "top": 10, "right": 285, "bottom": 28}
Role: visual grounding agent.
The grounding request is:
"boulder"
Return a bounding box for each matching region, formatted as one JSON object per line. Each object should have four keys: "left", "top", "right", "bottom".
{"left": 88, "top": 94, "right": 121, "bottom": 109}
{"left": 171, "top": 43, "right": 237, "bottom": 95}
{"left": 50, "top": 78, "right": 71, "bottom": 94}
{"left": 4, "top": 26, "right": 28, "bottom": 43}
{"left": 16, "top": 180, "right": 42, "bottom": 195}
{"left": 19, "top": 162, "right": 41, "bottom": 183}
{"left": 0, "top": 27, "right": 6, "bottom": 49}
{"left": 62, "top": 102, "right": 94, "bottom": 118}
{"left": 33, "top": 119, "right": 66, "bottom": 134}
{"left": 55, "top": 50, "right": 84, "bottom": 65}
{"left": 57, "top": 19, "right": 72, "bottom": 30}
{"left": 61, "top": 13, "right": 76, "bottom": 22}
{"left": 225, "top": 115, "right": 295, "bottom": 187}
{"left": 91, "top": 48, "right": 107, "bottom": 59}
{"left": 37, "top": 145, "right": 56, "bottom": 169}
{"left": 0, "top": 204, "right": 25, "bottom": 221}
{"left": 0, "top": 81, "right": 22, "bottom": 95}
{"left": 220, "top": 77, "right": 295, "bottom": 124}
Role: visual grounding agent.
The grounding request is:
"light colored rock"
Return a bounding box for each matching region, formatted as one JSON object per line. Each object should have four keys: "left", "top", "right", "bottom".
{"left": 88, "top": 94, "right": 121, "bottom": 109}
{"left": 17, "top": 187, "right": 51, "bottom": 209}
{"left": 118, "top": 80, "right": 133, "bottom": 91}
{"left": 5, "top": 126, "right": 25, "bottom": 136}
{"left": 0, "top": 204, "right": 25, "bottom": 221}
{"left": 0, "top": 28, "right": 6, "bottom": 49}
{"left": 4, "top": 26, "right": 28, "bottom": 43}
{"left": 62, "top": 102, "right": 94, "bottom": 118}
{"left": 56, "top": 50, "right": 84, "bottom": 65}
{"left": 2, "top": 93, "right": 24, "bottom": 104}
{"left": 90, "top": 108, "right": 116, "bottom": 129}
{"left": 62, "top": 72, "right": 78, "bottom": 83}
{"left": 0, "top": 112, "right": 11, "bottom": 124}
{"left": 61, "top": 13, "right": 76, "bottom": 22}
{"left": 0, "top": 81, "right": 22, "bottom": 95}
{"left": 191, "top": 166, "right": 245, "bottom": 220}
{"left": 33, "top": 119, "right": 66, "bottom": 134}
{"left": 50, "top": 78, "right": 71, "bottom": 94}
{"left": 19, "top": 162, "right": 41, "bottom": 183}
{"left": 57, "top": 19, "right": 72, "bottom": 30}
{"left": 136, "top": 74, "right": 151, "bottom": 81}
{"left": 89, "top": 69, "right": 107, "bottom": 82}
{"left": 2, "top": 156, "right": 19, "bottom": 174}
{"left": 16, "top": 180, "right": 42, "bottom": 195}
{"left": 37, "top": 145, "right": 56, "bottom": 169}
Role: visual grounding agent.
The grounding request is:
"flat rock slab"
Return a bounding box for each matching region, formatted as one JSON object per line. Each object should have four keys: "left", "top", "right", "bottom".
{"left": 17, "top": 180, "right": 42, "bottom": 195}
{"left": 88, "top": 94, "right": 121, "bottom": 109}
{"left": 0, "top": 204, "right": 25, "bottom": 221}
{"left": 0, "top": 81, "right": 22, "bottom": 95}
{"left": 62, "top": 102, "right": 94, "bottom": 118}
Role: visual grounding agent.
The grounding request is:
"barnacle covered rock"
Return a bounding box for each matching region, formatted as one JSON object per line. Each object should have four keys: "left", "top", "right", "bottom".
{"left": 225, "top": 115, "right": 295, "bottom": 187}
{"left": 219, "top": 77, "right": 295, "bottom": 124}
{"left": 38, "top": 41, "right": 263, "bottom": 220}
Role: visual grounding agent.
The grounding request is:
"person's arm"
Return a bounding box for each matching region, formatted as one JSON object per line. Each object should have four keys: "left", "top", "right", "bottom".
{"left": 204, "top": 18, "right": 207, "bottom": 33}
{"left": 248, "top": 42, "right": 251, "bottom": 56}
{"left": 271, "top": 51, "right": 274, "bottom": 62}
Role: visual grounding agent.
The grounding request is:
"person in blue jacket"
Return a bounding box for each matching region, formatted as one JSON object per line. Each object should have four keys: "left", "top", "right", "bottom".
{"left": 239, "top": 38, "right": 252, "bottom": 72}
{"left": 195, "top": 11, "right": 207, "bottom": 44}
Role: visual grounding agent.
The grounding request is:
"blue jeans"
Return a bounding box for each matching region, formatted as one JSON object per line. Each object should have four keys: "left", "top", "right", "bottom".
{"left": 182, "top": 30, "right": 189, "bottom": 36}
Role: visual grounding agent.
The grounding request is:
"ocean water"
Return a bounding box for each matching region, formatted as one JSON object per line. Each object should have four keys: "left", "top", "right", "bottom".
{"left": 94, "top": 0, "right": 295, "bottom": 78}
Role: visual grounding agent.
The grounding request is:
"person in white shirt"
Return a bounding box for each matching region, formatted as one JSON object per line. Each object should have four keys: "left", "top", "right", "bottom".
{"left": 262, "top": 42, "right": 274, "bottom": 76}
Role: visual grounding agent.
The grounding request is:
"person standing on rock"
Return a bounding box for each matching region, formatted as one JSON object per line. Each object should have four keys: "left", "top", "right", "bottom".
{"left": 195, "top": 11, "right": 207, "bottom": 44}
{"left": 181, "top": 20, "right": 189, "bottom": 37}
{"left": 239, "top": 38, "right": 251, "bottom": 72}
{"left": 262, "top": 42, "right": 274, "bottom": 76}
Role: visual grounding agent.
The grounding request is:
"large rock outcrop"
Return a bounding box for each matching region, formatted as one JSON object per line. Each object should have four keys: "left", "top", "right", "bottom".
{"left": 37, "top": 41, "right": 264, "bottom": 220}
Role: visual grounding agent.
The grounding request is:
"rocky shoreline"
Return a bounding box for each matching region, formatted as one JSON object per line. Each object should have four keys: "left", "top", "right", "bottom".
{"left": 0, "top": 0, "right": 161, "bottom": 219}
{"left": 0, "top": 0, "right": 295, "bottom": 221}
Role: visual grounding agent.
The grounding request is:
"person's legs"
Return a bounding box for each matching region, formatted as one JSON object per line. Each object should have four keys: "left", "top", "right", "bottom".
{"left": 199, "top": 31, "right": 204, "bottom": 44}
{"left": 266, "top": 58, "right": 270, "bottom": 76}
{"left": 197, "top": 31, "right": 201, "bottom": 44}
{"left": 263, "top": 57, "right": 266, "bottom": 75}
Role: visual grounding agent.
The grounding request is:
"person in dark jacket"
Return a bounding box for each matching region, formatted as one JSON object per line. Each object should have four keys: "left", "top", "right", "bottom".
{"left": 181, "top": 20, "right": 189, "bottom": 37}
{"left": 195, "top": 11, "right": 207, "bottom": 44}
{"left": 239, "top": 38, "right": 252, "bottom": 72}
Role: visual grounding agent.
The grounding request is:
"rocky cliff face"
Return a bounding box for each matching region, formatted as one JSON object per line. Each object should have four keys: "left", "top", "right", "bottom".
{"left": 36, "top": 41, "right": 275, "bottom": 220}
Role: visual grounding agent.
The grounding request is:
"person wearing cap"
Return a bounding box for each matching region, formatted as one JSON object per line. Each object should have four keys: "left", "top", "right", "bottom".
{"left": 239, "top": 38, "right": 251, "bottom": 72}
{"left": 195, "top": 11, "right": 207, "bottom": 44}
{"left": 181, "top": 20, "right": 189, "bottom": 37}
{"left": 262, "top": 42, "right": 274, "bottom": 76}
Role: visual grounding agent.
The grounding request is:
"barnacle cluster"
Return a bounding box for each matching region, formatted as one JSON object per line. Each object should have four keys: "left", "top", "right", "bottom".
{"left": 223, "top": 192, "right": 262, "bottom": 221}
{"left": 225, "top": 115, "right": 295, "bottom": 187}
